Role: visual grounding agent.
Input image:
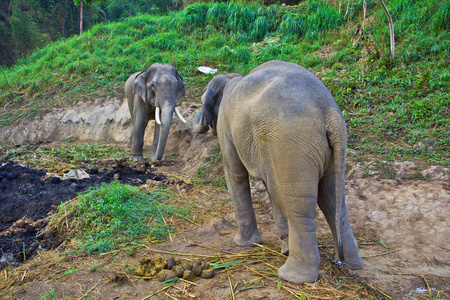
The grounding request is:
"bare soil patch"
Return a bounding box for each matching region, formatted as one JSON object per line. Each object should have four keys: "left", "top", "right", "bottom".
{"left": 0, "top": 140, "right": 449, "bottom": 299}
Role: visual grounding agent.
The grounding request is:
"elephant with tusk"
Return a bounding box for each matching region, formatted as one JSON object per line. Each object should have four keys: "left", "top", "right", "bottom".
{"left": 193, "top": 60, "right": 364, "bottom": 284}
{"left": 125, "top": 63, "right": 186, "bottom": 162}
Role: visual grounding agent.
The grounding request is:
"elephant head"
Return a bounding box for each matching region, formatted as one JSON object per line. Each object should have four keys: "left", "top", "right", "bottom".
{"left": 193, "top": 73, "right": 242, "bottom": 136}
{"left": 126, "top": 63, "right": 186, "bottom": 162}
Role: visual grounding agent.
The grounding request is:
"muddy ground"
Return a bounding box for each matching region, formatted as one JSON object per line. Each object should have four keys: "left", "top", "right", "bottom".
{"left": 0, "top": 138, "right": 449, "bottom": 300}
{"left": 0, "top": 157, "right": 170, "bottom": 268}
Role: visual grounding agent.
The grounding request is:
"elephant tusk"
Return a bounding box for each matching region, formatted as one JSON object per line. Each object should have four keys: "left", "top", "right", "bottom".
{"left": 174, "top": 107, "right": 187, "bottom": 124}
{"left": 155, "top": 106, "right": 161, "bottom": 125}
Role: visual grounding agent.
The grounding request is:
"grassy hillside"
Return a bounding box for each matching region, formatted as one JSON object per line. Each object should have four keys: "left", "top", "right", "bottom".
{"left": 0, "top": 0, "right": 449, "bottom": 165}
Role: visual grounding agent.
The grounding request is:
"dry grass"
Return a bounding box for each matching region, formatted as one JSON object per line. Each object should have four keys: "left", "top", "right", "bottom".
{"left": 0, "top": 231, "right": 392, "bottom": 300}
{"left": 1, "top": 144, "right": 448, "bottom": 299}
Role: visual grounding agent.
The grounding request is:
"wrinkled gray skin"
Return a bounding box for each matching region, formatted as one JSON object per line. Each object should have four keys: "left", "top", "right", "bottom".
{"left": 193, "top": 60, "right": 363, "bottom": 284}
{"left": 125, "top": 63, "right": 185, "bottom": 162}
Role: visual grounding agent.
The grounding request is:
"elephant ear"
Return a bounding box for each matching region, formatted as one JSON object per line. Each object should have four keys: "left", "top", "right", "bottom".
{"left": 133, "top": 73, "right": 147, "bottom": 103}
{"left": 176, "top": 71, "right": 185, "bottom": 100}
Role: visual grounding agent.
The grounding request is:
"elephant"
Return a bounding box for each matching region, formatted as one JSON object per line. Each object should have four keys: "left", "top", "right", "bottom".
{"left": 193, "top": 60, "right": 363, "bottom": 284}
{"left": 125, "top": 63, "right": 186, "bottom": 162}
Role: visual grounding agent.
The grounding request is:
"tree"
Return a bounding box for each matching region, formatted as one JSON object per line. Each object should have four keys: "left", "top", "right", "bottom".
{"left": 9, "top": 2, "right": 45, "bottom": 57}
{"left": 74, "top": 0, "right": 106, "bottom": 34}
{"left": 379, "top": 0, "right": 395, "bottom": 58}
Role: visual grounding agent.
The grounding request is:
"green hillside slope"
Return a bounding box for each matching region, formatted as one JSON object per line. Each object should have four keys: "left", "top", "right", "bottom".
{"left": 0, "top": 0, "right": 449, "bottom": 165}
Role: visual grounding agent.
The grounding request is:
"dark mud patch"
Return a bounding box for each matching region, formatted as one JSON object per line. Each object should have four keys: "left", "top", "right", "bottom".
{"left": 0, "top": 160, "right": 167, "bottom": 268}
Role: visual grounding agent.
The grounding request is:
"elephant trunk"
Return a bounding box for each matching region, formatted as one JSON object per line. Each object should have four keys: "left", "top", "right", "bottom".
{"left": 155, "top": 104, "right": 175, "bottom": 161}
{"left": 193, "top": 109, "right": 210, "bottom": 134}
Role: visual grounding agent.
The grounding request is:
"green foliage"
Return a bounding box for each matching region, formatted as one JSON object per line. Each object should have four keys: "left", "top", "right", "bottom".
{"left": 9, "top": 3, "right": 50, "bottom": 58}
{"left": 0, "top": 0, "right": 449, "bottom": 165}
{"left": 433, "top": 1, "right": 450, "bottom": 30}
{"left": 279, "top": 13, "right": 306, "bottom": 37}
{"left": 48, "top": 181, "right": 184, "bottom": 255}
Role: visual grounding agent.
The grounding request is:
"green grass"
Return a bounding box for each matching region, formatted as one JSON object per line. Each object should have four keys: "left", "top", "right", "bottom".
{"left": 40, "top": 288, "right": 59, "bottom": 300}
{"left": 0, "top": 0, "right": 449, "bottom": 165}
{"left": 46, "top": 181, "right": 188, "bottom": 255}
{"left": 194, "top": 145, "right": 226, "bottom": 187}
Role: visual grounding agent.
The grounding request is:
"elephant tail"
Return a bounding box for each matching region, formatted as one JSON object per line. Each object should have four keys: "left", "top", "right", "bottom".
{"left": 326, "top": 108, "right": 347, "bottom": 262}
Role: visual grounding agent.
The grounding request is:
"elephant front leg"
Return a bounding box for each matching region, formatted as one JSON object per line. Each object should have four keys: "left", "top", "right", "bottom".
{"left": 223, "top": 158, "right": 261, "bottom": 247}
{"left": 130, "top": 114, "right": 148, "bottom": 162}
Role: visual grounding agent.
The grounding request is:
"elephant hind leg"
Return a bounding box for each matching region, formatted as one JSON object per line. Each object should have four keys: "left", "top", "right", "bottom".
{"left": 266, "top": 178, "right": 321, "bottom": 284}
{"left": 268, "top": 191, "right": 289, "bottom": 254}
{"left": 318, "top": 175, "right": 364, "bottom": 269}
{"left": 278, "top": 192, "right": 321, "bottom": 284}
{"left": 222, "top": 144, "right": 261, "bottom": 247}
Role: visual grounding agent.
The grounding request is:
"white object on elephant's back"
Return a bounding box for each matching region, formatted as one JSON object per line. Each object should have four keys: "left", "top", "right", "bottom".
{"left": 197, "top": 66, "right": 218, "bottom": 74}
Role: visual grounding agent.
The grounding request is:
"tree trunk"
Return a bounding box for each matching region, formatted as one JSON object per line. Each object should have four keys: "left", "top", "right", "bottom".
{"left": 379, "top": 0, "right": 395, "bottom": 58}
{"left": 62, "top": 0, "right": 67, "bottom": 37}
{"left": 79, "top": 0, "right": 83, "bottom": 34}
{"left": 8, "top": 0, "right": 13, "bottom": 18}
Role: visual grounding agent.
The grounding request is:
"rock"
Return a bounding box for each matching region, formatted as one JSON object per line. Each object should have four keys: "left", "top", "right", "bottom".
{"left": 63, "top": 170, "right": 90, "bottom": 180}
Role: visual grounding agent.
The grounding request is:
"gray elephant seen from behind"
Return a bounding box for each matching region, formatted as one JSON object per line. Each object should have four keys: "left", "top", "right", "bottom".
{"left": 193, "top": 60, "right": 363, "bottom": 284}
{"left": 125, "top": 63, "right": 186, "bottom": 162}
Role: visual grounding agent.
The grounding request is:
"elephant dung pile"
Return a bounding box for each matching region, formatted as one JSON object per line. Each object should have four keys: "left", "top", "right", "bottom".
{"left": 135, "top": 256, "right": 215, "bottom": 282}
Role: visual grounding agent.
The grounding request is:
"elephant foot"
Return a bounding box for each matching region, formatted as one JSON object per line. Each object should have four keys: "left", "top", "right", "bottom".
{"left": 281, "top": 236, "right": 289, "bottom": 255}
{"left": 130, "top": 155, "right": 143, "bottom": 162}
{"left": 151, "top": 155, "right": 166, "bottom": 162}
{"left": 278, "top": 261, "right": 319, "bottom": 284}
{"left": 234, "top": 231, "right": 262, "bottom": 247}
